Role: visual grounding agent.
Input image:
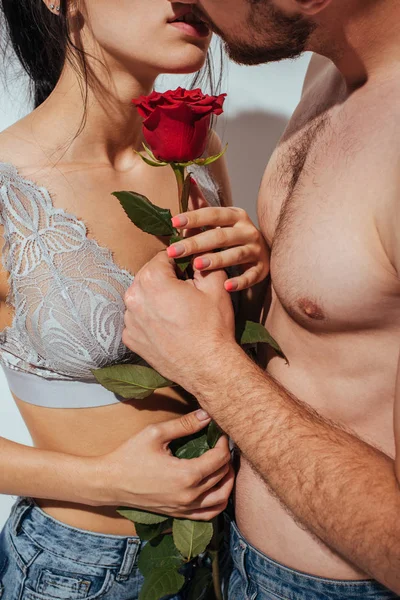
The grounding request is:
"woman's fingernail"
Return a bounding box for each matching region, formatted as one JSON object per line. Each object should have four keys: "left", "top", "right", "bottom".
{"left": 194, "top": 257, "right": 211, "bottom": 270}
{"left": 190, "top": 177, "right": 198, "bottom": 187}
{"left": 167, "top": 244, "right": 185, "bottom": 258}
{"left": 196, "top": 409, "right": 210, "bottom": 421}
{"left": 225, "top": 280, "right": 238, "bottom": 292}
{"left": 171, "top": 215, "right": 188, "bottom": 228}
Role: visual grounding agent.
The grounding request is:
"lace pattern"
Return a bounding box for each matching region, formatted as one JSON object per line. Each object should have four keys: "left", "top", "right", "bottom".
{"left": 0, "top": 162, "right": 222, "bottom": 381}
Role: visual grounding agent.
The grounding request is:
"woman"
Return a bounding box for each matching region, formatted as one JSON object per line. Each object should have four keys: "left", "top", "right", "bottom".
{"left": 0, "top": 0, "right": 270, "bottom": 598}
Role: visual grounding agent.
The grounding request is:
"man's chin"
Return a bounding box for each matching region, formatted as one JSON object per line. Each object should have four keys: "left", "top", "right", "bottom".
{"left": 222, "top": 38, "right": 306, "bottom": 66}
{"left": 214, "top": 11, "right": 315, "bottom": 67}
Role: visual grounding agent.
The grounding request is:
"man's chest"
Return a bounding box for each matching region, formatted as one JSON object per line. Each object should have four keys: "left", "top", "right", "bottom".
{"left": 258, "top": 109, "right": 400, "bottom": 333}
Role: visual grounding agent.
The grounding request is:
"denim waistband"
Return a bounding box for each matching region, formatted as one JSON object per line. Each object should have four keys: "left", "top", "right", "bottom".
{"left": 9, "top": 497, "right": 141, "bottom": 575}
{"left": 228, "top": 518, "right": 397, "bottom": 599}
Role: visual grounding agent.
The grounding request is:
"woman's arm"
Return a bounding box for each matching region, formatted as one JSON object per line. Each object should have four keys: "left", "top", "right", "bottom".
{"left": 0, "top": 436, "right": 97, "bottom": 504}
{"left": 0, "top": 411, "right": 234, "bottom": 520}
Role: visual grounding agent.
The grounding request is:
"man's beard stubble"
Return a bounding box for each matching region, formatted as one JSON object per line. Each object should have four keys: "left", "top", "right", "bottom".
{"left": 206, "top": 0, "right": 316, "bottom": 65}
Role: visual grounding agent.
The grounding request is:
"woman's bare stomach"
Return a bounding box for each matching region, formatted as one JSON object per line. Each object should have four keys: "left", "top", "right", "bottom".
{"left": 14, "top": 387, "right": 193, "bottom": 536}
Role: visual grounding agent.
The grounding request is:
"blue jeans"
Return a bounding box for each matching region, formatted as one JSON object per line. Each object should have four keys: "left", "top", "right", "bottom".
{"left": 224, "top": 518, "right": 399, "bottom": 600}
{"left": 0, "top": 497, "right": 192, "bottom": 600}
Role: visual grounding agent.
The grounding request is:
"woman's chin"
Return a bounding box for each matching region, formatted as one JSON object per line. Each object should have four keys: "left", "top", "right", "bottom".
{"left": 168, "top": 64, "right": 206, "bottom": 76}
{"left": 159, "top": 54, "right": 209, "bottom": 76}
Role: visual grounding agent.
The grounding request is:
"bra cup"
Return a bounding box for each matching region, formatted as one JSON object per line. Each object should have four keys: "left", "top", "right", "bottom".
{"left": 0, "top": 162, "right": 222, "bottom": 383}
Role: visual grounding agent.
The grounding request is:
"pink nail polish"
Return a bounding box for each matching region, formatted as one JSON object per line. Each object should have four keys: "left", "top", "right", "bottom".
{"left": 194, "top": 258, "right": 211, "bottom": 270}
{"left": 171, "top": 215, "right": 189, "bottom": 228}
{"left": 190, "top": 177, "right": 198, "bottom": 187}
{"left": 167, "top": 246, "right": 178, "bottom": 258}
{"left": 167, "top": 244, "right": 184, "bottom": 258}
{"left": 225, "top": 281, "right": 238, "bottom": 292}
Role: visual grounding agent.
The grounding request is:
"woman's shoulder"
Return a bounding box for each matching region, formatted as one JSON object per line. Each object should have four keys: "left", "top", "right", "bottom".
{"left": 0, "top": 116, "right": 48, "bottom": 176}
{"left": 0, "top": 123, "right": 58, "bottom": 239}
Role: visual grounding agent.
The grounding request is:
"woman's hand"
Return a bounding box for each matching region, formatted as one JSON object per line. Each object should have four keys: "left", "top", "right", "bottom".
{"left": 168, "top": 206, "right": 270, "bottom": 292}
{"left": 96, "top": 410, "right": 234, "bottom": 521}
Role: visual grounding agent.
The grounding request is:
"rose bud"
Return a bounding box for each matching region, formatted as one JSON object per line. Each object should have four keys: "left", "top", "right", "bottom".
{"left": 133, "top": 87, "right": 226, "bottom": 163}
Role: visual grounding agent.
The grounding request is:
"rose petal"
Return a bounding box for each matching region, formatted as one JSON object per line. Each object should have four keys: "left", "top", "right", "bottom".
{"left": 132, "top": 87, "right": 226, "bottom": 162}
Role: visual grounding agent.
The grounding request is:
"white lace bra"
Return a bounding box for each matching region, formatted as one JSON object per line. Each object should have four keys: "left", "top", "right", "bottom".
{"left": 0, "top": 161, "right": 221, "bottom": 407}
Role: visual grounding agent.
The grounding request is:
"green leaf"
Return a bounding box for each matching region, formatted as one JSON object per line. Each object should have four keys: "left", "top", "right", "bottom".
{"left": 142, "top": 143, "right": 163, "bottom": 163}
{"left": 175, "top": 257, "right": 191, "bottom": 273}
{"left": 138, "top": 534, "right": 185, "bottom": 577}
{"left": 207, "top": 421, "right": 222, "bottom": 449}
{"left": 170, "top": 430, "right": 210, "bottom": 460}
{"left": 240, "top": 321, "right": 287, "bottom": 361}
{"left": 135, "top": 144, "right": 168, "bottom": 167}
{"left": 192, "top": 145, "right": 228, "bottom": 167}
{"left": 137, "top": 153, "right": 168, "bottom": 168}
{"left": 117, "top": 508, "right": 169, "bottom": 525}
{"left": 170, "top": 235, "right": 191, "bottom": 273}
{"left": 173, "top": 519, "right": 214, "bottom": 560}
{"left": 92, "top": 364, "right": 174, "bottom": 399}
{"left": 170, "top": 235, "right": 182, "bottom": 244}
{"left": 113, "top": 191, "right": 174, "bottom": 236}
{"left": 135, "top": 519, "right": 172, "bottom": 542}
{"left": 139, "top": 568, "right": 185, "bottom": 600}
{"left": 172, "top": 160, "right": 195, "bottom": 168}
{"left": 187, "top": 566, "right": 213, "bottom": 600}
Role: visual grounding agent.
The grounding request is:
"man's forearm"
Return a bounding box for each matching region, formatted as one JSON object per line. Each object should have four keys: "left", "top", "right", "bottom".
{"left": 193, "top": 345, "right": 400, "bottom": 593}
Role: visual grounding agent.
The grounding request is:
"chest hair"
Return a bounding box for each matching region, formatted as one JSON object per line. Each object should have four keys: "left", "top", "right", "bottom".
{"left": 272, "top": 114, "right": 330, "bottom": 250}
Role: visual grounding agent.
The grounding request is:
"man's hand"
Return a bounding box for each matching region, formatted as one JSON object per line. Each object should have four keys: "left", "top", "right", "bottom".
{"left": 123, "top": 251, "right": 236, "bottom": 386}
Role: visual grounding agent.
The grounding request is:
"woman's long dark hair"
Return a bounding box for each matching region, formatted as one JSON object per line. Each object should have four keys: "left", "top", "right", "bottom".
{"left": 0, "top": 0, "right": 224, "bottom": 110}
{"left": 1, "top": 0, "right": 69, "bottom": 107}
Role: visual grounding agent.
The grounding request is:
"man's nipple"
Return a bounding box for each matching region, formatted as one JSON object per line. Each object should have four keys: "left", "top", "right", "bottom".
{"left": 297, "top": 298, "right": 325, "bottom": 321}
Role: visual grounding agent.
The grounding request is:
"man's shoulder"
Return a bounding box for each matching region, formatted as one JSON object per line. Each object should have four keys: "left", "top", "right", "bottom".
{"left": 283, "top": 54, "right": 339, "bottom": 135}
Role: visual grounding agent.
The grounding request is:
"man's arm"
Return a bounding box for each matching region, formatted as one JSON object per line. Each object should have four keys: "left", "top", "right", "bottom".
{"left": 394, "top": 355, "right": 400, "bottom": 482}
{"left": 193, "top": 344, "right": 400, "bottom": 593}
{"left": 123, "top": 249, "right": 400, "bottom": 592}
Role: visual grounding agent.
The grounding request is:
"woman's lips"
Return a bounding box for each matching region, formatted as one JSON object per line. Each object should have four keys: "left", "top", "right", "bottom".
{"left": 169, "top": 20, "right": 210, "bottom": 39}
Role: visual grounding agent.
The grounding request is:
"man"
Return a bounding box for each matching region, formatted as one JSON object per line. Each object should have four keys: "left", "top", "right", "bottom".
{"left": 123, "top": 0, "right": 400, "bottom": 597}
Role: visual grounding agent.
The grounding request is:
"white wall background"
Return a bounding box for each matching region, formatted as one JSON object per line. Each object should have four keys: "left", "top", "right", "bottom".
{"left": 0, "top": 49, "right": 311, "bottom": 528}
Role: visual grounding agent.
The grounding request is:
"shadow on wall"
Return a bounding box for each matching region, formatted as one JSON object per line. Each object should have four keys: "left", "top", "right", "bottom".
{"left": 217, "top": 110, "right": 289, "bottom": 224}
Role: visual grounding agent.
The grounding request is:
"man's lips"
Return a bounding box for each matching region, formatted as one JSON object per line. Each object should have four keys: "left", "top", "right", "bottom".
{"left": 168, "top": 9, "right": 211, "bottom": 38}
{"left": 191, "top": 8, "right": 215, "bottom": 31}
{"left": 168, "top": 7, "right": 205, "bottom": 25}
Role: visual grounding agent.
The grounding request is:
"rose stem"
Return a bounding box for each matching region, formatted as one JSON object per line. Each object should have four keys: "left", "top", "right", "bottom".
{"left": 170, "top": 163, "right": 190, "bottom": 279}
{"left": 171, "top": 164, "right": 186, "bottom": 214}
{"left": 210, "top": 517, "right": 223, "bottom": 600}
{"left": 211, "top": 551, "right": 222, "bottom": 600}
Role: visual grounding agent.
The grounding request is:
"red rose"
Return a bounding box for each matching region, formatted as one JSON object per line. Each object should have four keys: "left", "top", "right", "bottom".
{"left": 133, "top": 87, "right": 226, "bottom": 163}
